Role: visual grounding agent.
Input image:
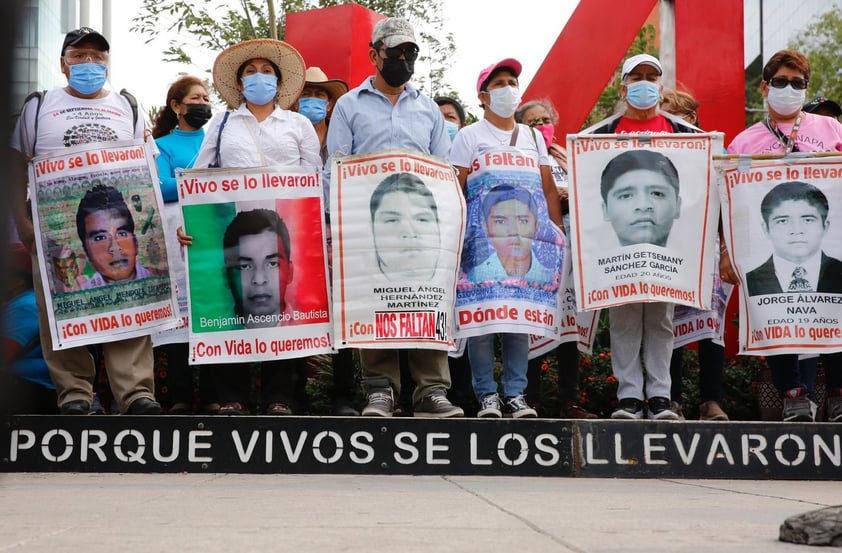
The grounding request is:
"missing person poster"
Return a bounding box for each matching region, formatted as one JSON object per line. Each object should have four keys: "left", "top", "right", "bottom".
{"left": 717, "top": 156, "right": 842, "bottom": 355}
{"left": 180, "top": 166, "right": 332, "bottom": 364}
{"left": 672, "top": 248, "right": 734, "bottom": 348}
{"left": 29, "top": 140, "right": 179, "bottom": 349}
{"left": 330, "top": 150, "right": 464, "bottom": 350}
{"left": 567, "top": 133, "right": 723, "bottom": 311}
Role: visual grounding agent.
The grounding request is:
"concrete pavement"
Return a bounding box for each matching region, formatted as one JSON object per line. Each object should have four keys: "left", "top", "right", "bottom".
{"left": 0, "top": 473, "right": 836, "bottom": 552}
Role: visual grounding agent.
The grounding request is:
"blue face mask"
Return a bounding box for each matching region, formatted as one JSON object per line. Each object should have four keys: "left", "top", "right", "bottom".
{"left": 242, "top": 73, "right": 278, "bottom": 106}
{"left": 445, "top": 120, "right": 459, "bottom": 141}
{"left": 68, "top": 63, "right": 107, "bottom": 95}
{"left": 625, "top": 80, "right": 660, "bottom": 110}
{"left": 298, "top": 97, "right": 328, "bottom": 123}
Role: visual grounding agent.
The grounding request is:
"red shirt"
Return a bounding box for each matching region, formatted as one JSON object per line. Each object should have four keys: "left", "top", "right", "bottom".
{"left": 614, "top": 115, "right": 674, "bottom": 134}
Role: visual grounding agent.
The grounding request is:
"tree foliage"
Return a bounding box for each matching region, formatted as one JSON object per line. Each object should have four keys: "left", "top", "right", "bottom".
{"left": 132, "top": 0, "right": 458, "bottom": 101}
{"left": 582, "top": 24, "right": 659, "bottom": 127}
{"left": 790, "top": 9, "right": 842, "bottom": 109}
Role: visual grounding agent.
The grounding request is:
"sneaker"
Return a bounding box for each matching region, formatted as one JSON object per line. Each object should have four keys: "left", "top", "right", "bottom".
{"left": 825, "top": 389, "right": 842, "bottom": 423}
{"left": 503, "top": 395, "right": 537, "bottom": 418}
{"left": 670, "top": 400, "right": 686, "bottom": 421}
{"left": 611, "top": 398, "right": 643, "bottom": 420}
{"left": 362, "top": 388, "right": 394, "bottom": 417}
{"left": 782, "top": 387, "right": 816, "bottom": 422}
{"left": 559, "top": 400, "right": 598, "bottom": 419}
{"left": 477, "top": 393, "right": 502, "bottom": 418}
{"left": 699, "top": 400, "right": 729, "bottom": 421}
{"left": 414, "top": 390, "right": 464, "bottom": 418}
{"left": 647, "top": 396, "right": 679, "bottom": 420}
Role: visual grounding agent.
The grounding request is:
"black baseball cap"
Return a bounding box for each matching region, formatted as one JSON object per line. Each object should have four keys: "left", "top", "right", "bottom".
{"left": 61, "top": 27, "right": 110, "bottom": 55}
{"left": 803, "top": 96, "right": 842, "bottom": 117}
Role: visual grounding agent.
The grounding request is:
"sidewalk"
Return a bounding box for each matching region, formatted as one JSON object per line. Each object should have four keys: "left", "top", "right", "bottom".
{"left": 0, "top": 473, "right": 834, "bottom": 552}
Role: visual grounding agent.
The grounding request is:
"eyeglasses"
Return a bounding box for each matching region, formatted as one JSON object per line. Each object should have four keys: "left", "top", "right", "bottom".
{"left": 64, "top": 51, "right": 109, "bottom": 65}
{"left": 380, "top": 45, "right": 419, "bottom": 62}
{"left": 528, "top": 117, "right": 553, "bottom": 127}
{"left": 767, "top": 76, "right": 808, "bottom": 90}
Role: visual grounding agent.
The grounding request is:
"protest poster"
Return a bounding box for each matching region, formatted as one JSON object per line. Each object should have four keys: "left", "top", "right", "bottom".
{"left": 456, "top": 146, "right": 564, "bottom": 338}
{"left": 672, "top": 268, "right": 734, "bottom": 347}
{"left": 567, "top": 133, "right": 723, "bottom": 312}
{"left": 717, "top": 155, "right": 842, "bottom": 355}
{"left": 331, "top": 150, "right": 464, "bottom": 350}
{"left": 29, "top": 140, "right": 179, "bottom": 349}
{"left": 151, "top": 202, "right": 188, "bottom": 347}
{"left": 180, "top": 166, "right": 331, "bottom": 363}
{"left": 528, "top": 235, "right": 599, "bottom": 358}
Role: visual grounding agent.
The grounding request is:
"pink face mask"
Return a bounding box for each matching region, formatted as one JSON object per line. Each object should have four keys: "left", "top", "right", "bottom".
{"left": 534, "top": 124, "right": 555, "bottom": 148}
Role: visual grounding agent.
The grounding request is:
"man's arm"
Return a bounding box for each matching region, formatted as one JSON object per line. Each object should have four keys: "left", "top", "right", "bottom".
{"left": 11, "top": 149, "right": 34, "bottom": 250}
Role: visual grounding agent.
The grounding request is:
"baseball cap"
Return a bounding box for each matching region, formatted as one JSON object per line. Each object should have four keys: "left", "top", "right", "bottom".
{"left": 476, "top": 58, "right": 522, "bottom": 93}
{"left": 371, "top": 18, "right": 416, "bottom": 48}
{"left": 803, "top": 96, "right": 842, "bottom": 117}
{"left": 61, "top": 27, "right": 110, "bottom": 55}
{"left": 621, "top": 53, "right": 662, "bottom": 79}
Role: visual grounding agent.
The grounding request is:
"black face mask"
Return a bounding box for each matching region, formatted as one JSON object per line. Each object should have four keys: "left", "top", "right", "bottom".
{"left": 183, "top": 103, "right": 212, "bottom": 129}
{"left": 380, "top": 57, "right": 414, "bottom": 88}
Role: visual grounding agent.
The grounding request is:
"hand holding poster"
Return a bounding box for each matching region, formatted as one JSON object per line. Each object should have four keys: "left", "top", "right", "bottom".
{"left": 567, "top": 133, "right": 723, "bottom": 311}
{"left": 180, "top": 166, "right": 332, "bottom": 363}
{"left": 30, "top": 140, "right": 179, "bottom": 349}
{"left": 331, "top": 150, "right": 464, "bottom": 350}
{"left": 717, "top": 156, "right": 842, "bottom": 355}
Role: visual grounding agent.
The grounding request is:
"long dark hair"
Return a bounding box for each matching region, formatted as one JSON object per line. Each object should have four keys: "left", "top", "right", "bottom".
{"left": 151, "top": 75, "right": 208, "bottom": 139}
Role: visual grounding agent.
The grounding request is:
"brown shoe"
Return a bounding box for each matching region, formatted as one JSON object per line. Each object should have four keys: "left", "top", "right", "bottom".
{"left": 670, "top": 400, "right": 686, "bottom": 421}
{"left": 559, "top": 400, "right": 598, "bottom": 419}
{"left": 699, "top": 400, "right": 729, "bottom": 421}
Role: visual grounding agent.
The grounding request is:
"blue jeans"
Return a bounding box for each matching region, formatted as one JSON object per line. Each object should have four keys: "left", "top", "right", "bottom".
{"left": 468, "top": 333, "right": 529, "bottom": 400}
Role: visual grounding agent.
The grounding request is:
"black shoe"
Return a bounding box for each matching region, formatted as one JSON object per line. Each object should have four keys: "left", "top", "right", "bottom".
{"left": 646, "top": 396, "right": 680, "bottom": 420}
{"left": 60, "top": 399, "right": 91, "bottom": 415}
{"left": 611, "top": 398, "right": 644, "bottom": 420}
{"left": 125, "top": 397, "right": 162, "bottom": 415}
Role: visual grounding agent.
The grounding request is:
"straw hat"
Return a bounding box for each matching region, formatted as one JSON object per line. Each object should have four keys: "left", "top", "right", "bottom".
{"left": 213, "top": 39, "right": 306, "bottom": 109}
{"left": 304, "top": 67, "right": 348, "bottom": 102}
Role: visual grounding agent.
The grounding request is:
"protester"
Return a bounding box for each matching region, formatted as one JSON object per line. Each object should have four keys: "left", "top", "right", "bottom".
{"left": 294, "top": 67, "right": 358, "bottom": 415}
{"left": 660, "top": 90, "right": 728, "bottom": 421}
{"left": 0, "top": 242, "right": 58, "bottom": 415}
{"left": 435, "top": 96, "right": 466, "bottom": 141}
{"left": 450, "top": 58, "right": 562, "bottom": 418}
{"left": 803, "top": 96, "right": 842, "bottom": 120}
{"left": 181, "top": 38, "right": 320, "bottom": 415}
{"left": 11, "top": 27, "right": 161, "bottom": 415}
{"left": 151, "top": 75, "right": 218, "bottom": 414}
{"left": 584, "top": 54, "right": 697, "bottom": 420}
{"left": 325, "top": 17, "right": 462, "bottom": 418}
{"left": 723, "top": 49, "right": 842, "bottom": 423}
{"left": 515, "top": 99, "right": 596, "bottom": 419}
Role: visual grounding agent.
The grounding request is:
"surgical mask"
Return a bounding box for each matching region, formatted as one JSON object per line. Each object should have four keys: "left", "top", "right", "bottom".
{"left": 298, "top": 97, "right": 328, "bottom": 123}
{"left": 183, "top": 103, "right": 212, "bottom": 129}
{"left": 625, "top": 80, "right": 660, "bottom": 110}
{"left": 445, "top": 120, "right": 459, "bottom": 141}
{"left": 767, "top": 85, "right": 807, "bottom": 116}
{"left": 380, "top": 57, "right": 414, "bottom": 87}
{"left": 487, "top": 86, "right": 521, "bottom": 118}
{"left": 242, "top": 73, "right": 278, "bottom": 106}
{"left": 534, "top": 124, "right": 555, "bottom": 148}
{"left": 68, "top": 63, "right": 107, "bottom": 95}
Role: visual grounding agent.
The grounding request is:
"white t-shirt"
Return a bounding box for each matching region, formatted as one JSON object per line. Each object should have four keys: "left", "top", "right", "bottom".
{"left": 194, "top": 104, "right": 321, "bottom": 170}
{"left": 449, "top": 119, "right": 550, "bottom": 169}
{"left": 12, "top": 88, "right": 144, "bottom": 157}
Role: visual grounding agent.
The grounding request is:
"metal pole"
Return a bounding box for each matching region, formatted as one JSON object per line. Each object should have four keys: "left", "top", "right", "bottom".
{"left": 659, "top": 0, "right": 676, "bottom": 91}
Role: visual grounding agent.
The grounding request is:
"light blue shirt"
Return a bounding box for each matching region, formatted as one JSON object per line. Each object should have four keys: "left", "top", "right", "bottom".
{"left": 324, "top": 77, "right": 451, "bottom": 201}
{"left": 155, "top": 128, "right": 205, "bottom": 203}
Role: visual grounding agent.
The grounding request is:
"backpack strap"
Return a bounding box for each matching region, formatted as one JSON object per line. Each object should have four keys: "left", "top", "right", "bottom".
{"left": 118, "top": 88, "right": 139, "bottom": 132}
{"left": 21, "top": 90, "right": 46, "bottom": 158}
{"left": 210, "top": 112, "right": 230, "bottom": 168}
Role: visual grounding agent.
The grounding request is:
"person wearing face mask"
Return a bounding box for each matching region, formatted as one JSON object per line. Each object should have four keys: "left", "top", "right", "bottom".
{"left": 181, "top": 39, "right": 321, "bottom": 416}
{"left": 724, "top": 49, "right": 842, "bottom": 423}
{"left": 325, "top": 17, "right": 463, "bottom": 419}
{"left": 296, "top": 67, "right": 349, "bottom": 164}
{"left": 10, "top": 27, "right": 161, "bottom": 416}
{"left": 581, "top": 54, "right": 696, "bottom": 421}
{"left": 150, "top": 76, "right": 218, "bottom": 415}
{"left": 435, "top": 96, "right": 466, "bottom": 141}
{"left": 450, "top": 59, "right": 562, "bottom": 419}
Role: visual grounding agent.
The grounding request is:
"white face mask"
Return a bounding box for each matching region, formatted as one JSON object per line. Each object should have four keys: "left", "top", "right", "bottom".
{"left": 767, "top": 85, "right": 806, "bottom": 116}
{"left": 487, "top": 86, "right": 521, "bottom": 118}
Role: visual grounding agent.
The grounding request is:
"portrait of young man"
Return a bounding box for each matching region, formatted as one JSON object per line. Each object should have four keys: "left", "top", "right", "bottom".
{"left": 76, "top": 184, "right": 152, "bottom": 289}
{"left": 223, "top": 208, "right": 294, "bottom": 328}
{"left": 746, "top": 180, "right": 842, "bottom": 296}
{"left": 600, "top": 149, "right": 682, "bottom": 247}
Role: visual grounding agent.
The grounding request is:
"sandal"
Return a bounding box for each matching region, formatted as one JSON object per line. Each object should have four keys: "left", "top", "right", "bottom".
{"left": 219, "top": 401, "right": 248, "bottom": 415}
{"left": 264, "top": 403, "right": 293, "bottom": 416}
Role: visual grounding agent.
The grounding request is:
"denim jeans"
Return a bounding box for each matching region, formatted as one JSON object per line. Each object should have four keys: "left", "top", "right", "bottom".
{"left": 468, "top": 333, "right": 529, "bottom": 400}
